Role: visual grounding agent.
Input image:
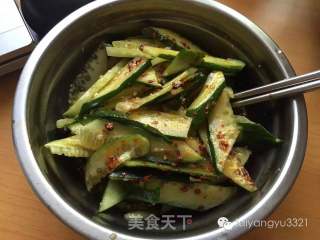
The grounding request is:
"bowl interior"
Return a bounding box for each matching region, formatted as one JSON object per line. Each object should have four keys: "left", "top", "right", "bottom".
{"left": 24, "top": 1, "right": 300, "bottom": 239}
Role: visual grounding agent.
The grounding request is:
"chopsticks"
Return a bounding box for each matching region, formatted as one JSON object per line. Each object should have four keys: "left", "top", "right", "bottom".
{"left": 232, "top": 70, "right": 320, "bottom": 108}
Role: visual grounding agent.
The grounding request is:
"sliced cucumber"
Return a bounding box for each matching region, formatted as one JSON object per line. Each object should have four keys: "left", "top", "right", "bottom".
{"left": 141, "top": 46, "right": 245, "bottom": 73}
{"left": 106, "top": 47, "right": 152, "bottom": 59}
{"left": 79, "top": 58, "right": 151, "bottom": 117}
{"left": 149, "top": 137, "right": 202, "bottom": 163}
{"left": 185, "top": 137, "right": 205, "bottom": 155}
{"left": 78, "top": 119, "right": 107, "bottom": 150}
{"left": 128, "top": 178, "right": 235, "bottom": 210}
{"left": 85, "top": 134, "right": 150, "bottom": 190}
{"left": 103, "top": 83, "right": 149, "bottom": 110}
{"left": 79, "top": 120, "right": 146, "bottom": 150}
{"left": 128, "top": 110, "right": 192, "bottom": 138}
{"left": 123, "top": 160, "right": 219, "bottom": 178}
{"left": 200, "top": 56, "right": 245, "bottom": 73}
{"left": 44, "top": 136, "right": 92, "bottom": 157}
{"left": 99, "top": 180, "right": 127, "bottom": 212}
{"left": 163, "top": 50, "right": 204, "bottom": 76}
{"left": 77, "top": 117, "right": 195, "bottom": 156}
{"left": 207, "top": 88, "right": 240, "bottom": 172}
{"left": 199, "top": 124, "right": 210, "bottom": 156}
{"left": 92, "top": 110, "right": 171, "bottom": 142}
{"left": 159, "top": 181, "right": 235, "bottom": 210}
{"left": 142, "top": 27, "right": 205, "bottom": 52}
{"left": 137, "top": 68, "right": 162, "bottom": 87}
{"left": 173, "top": 140, "right": 203, "bottom": 162}
{"left": 68, "top": 43, "right": 108, "bottom": 105}
{"left": 112, "top": 38, "right": 163, "bottom": 49}
{"left": 154, "top": 72, "right": 205, "bottom": 104}
{"left": 187, "top": 71, "right": 226, "bottom": 126}
{"left": 141, "top": 46, "right": 177, "bottom": 59}
{"left": 235, "top": 115, "right": 282, "bottom": 145}
{"left": 223, "top": 147, "right": 257, "bottom": 192}
{"left": 151, "top": 57, "right": 167, "bottom": 66}
{"left": 228, "top": 147, "right": 251, "bottom": 166}
{"left": 67, "top": 122, "right": 83, "bottom": 135}
{"left": 115, "top": 68, "right": 197, "bottom": 112}
{"left": 64, "top": 59, "right": 127, "bottom": 117}
{"left": 56, "top": 118, "right": 75, "bottom": 129}
{"left": 127, "top": 182, "right": 161, "bottom": 205}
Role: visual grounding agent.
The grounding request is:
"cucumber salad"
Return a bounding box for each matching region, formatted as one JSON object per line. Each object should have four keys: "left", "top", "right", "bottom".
{"left": 45, "top": 27, "right": 281, "bottom": 212}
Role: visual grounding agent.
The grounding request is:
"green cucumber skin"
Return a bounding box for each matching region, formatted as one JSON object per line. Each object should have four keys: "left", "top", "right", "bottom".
{"left": 152, "top": 80, "right": 199, "bottom": 105}
{"left": 235, "top": 115, "right": 281, "bottom": 146}
{"left": 127, "top": 185, "right": 161, "bottom": 205}
{"left": 199, "top": 57, "right": 245, "bottom": 73}
{"left": 206, "top": 89, "right": 240, "bottom": 173}
{"left": 152, "top": 72, "right": 206, "bottom": 104}
{"left": 122, "top": 160, "right": 221, "bottom": 179}
{"left": 127, "top": 178, "right": 235, "bottom": 210}
{"left": 207, "top": 127, "right": 221, "bottom": 173}
{"left": 237, "top": 122, "right": 282, "bottom": 146}
{"left": 115, "top": 68, "right": 198, "bottom": 113}
{"left": 128, "top": 110, "right": 192, "bottom": 139}
{"left": 78, "top": 59, "right": 151, "bottom": 117}
{"left": 187, "top": 81, "right": 226, "bottom": 127}
{"left": 142, "top": 46, "right": 245, "bottom": 73}
{"left": 142, "top": 27, "right": 205, "bottom": 53}
{"left": 91, "top": 110, "right": 172, "bottom": 143}
{"left": 85, "top": 134, "right": 150, "bottom": 190}
{"left": 163, "top": 50, "right": 205, "bottom": 76}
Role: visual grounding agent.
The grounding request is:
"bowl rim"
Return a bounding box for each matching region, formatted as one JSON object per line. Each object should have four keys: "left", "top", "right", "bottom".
{"left": 12, "top": 0, "right": 308, "bottom": 239}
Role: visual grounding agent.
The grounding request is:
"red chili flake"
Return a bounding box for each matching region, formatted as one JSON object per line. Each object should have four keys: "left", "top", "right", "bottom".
{"left": 139, "top": 44, "right": 145, "bottom": 51}
{"left": 151, "top": 120, "right": 159, "bottom": 125}
{"left": 156, "top": 65, "right": 166, "bottom": 75}
{"left": 128, "top": 58, "right": 142, "bottom": 72}
{"left": 180, "top": 185, "right": 189, "bottom": 192}
{"left": 142, "top": 175, "right": 152, "bottom": 182}
{"left": 198, "top": 144, "right": 206, "bottom": 154}
{"left": 172, "top": 81, "right": 182, "bottom": 89}
{"left": 235, "top": 168, "right": 251, "bottom": 181}
{"left": 194, "top": 188, "right": 201, "bottom": 195}
{"left": 170, "top": 37, "right": 177, "bottom": 43}
{"left": 104, "top": 122, "right": 114, "bottom": 131}
{"left": 148, "top": 80, "right": 154, "bottom": 83}
{"left": 181, "top": 41, "right": 190, "bottom": 49}
{"left": 219, "top": 140, "right": 229, "bottom": 151}
{"left": 206, "top": 163, "right": 214, "bottom": 172}
{"left": 106, "top": 156, "right": 118, "bottom": 171}
{"left": 216, "top": 131, "right": 224, "bottom": 140}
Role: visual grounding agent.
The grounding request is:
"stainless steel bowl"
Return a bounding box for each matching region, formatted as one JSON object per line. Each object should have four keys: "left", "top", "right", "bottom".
{"left": 12, "top": 0, "right": 307, "bottom": 239}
